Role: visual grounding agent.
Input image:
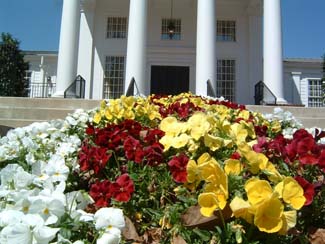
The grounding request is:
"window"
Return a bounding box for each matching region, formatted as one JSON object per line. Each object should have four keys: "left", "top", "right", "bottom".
{"left": 216, "top": 59, "right": 236, "bottom": 101}
{"left": 161, "top": 18, "right": 181, "bottom": 40}
{"left": 308, "top": 79, "right": 324, "bottom": 107}
{"left": 106, "top": 17, "right": 127, "bottom": 39}
{"left": 103, "top": 56, "right": 125, "bottom": 99}
{"left": 217, "top": 20, "right": 236, "bottom": 42}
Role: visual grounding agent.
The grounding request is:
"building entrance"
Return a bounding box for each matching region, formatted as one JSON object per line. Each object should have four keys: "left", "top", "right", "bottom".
{"left": 150, "top": 66, "right": 189, "bottom": 95}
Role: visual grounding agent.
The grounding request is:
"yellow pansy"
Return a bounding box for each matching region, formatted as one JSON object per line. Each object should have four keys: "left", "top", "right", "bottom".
{"left": 159, "top": 117, "right": 184, "bottom": 137}
{"left": 230, "top": 123, "right": 248, "bottom": 144}
{"left": 123, "top": 109, "right": 135, "bottom": 120}
{"left": 245, "top": 178, "right": 273, "bottom": 206}
{"left": 186, "top": 153, "right": 211, "bottom": 183}
{"left": 159, "top": 135, "right": 174, "bottom": 151}
{"left": 204, "top": 134, "right": 224, "bottom": 151}
{"left": 239, "top": 120, "right": 256, "bottom": 139}
{"left": 198, "top": 192, "right": 222, "bottom": 217}
{"left": 275, "top": 177, "right": 306, "bottom": 210}
{"left": 204, "top": 183, "right": 228, "bottom": 210}
{"left": 244, "top": 150, "right": 269, "bottom": 174}
{"left": 104, "top": 107, "right": 113, "bottom": 120}
{"left": 171, "top": 133, "right": 191, "bottom": 149}
{"left": 121, "top": 95, "right": 135, "bottom": 109}
{"left": 187, "top": 139, "right": 199, "bottom": 153}
{"left": 264, "top": 162, "right": 283, "bottom": 183}
{"left": 224, "top": 159, "right": 242, "bottom": 175}
{"left": 93, "top": 112, "right": 102, "bottom": 124}
{"left": 278, "top": 211, "right": 297, "bottom": 235}
{"left": 254, "top": 194, "right": 284, "bottom": 233}
{"left": 188, "top": 112, "right": 210, "bottom": 140}
{"left": 271, "top": 120, "right": 282, "bottom": 133}
{"left": 230, "top": 196, "right": 254, "bottom": 224}
{"left": 199, "top": 159, "right": 227, "bottom": 189}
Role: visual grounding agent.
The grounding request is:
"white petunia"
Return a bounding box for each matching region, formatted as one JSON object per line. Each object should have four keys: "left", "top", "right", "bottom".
{"left": 0, "top": 223, "right": 32, "bottom": 244}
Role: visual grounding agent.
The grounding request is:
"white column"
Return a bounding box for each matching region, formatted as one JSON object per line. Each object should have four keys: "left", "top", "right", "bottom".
{"left": 195, "top": 0, "right": 216, "bottom": 96}
{"left": 263, "top": 0, "right": 286, "bottom": 103}
{"left": 55, "top": 0, "right": 81, "bottom": 97}
{"left": 77, "top": 1, "right": 96, "bottom": 99}
{"left": 124, "top": 0, "right": 148, "bottom": 95}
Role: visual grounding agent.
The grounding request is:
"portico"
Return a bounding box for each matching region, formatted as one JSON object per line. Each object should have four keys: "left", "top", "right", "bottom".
{"left": 55, "top": 0, "right": 285, "bottom": 104}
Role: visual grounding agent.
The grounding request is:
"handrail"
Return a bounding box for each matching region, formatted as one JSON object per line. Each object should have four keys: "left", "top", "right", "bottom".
{"left": 207, "top": 79, "right": 216, "bottom": 97}
{"left": 125, "top": 77, "right": 140, "bottom": 96}
{"left": 27, "top": 82, "right": 56, "bottom": 98}
{"left": 64, "top": 75, "right": 86, "bottom": 99}
{"left": 254, "top": 81, "right": 277, "bottom": 105}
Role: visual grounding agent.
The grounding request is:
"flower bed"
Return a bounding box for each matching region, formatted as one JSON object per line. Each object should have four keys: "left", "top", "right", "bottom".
{"left": 0, "top": 93, "right": 324, "bottom": 244}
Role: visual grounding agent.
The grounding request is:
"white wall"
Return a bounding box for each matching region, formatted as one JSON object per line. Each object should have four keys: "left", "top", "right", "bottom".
{"left": 82, "top": 0, "right": 260, "bottom": 104}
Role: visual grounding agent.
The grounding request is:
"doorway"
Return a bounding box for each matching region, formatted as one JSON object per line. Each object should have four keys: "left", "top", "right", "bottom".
{"left": 150, "top": 65, "right": 189, "bottom": 95}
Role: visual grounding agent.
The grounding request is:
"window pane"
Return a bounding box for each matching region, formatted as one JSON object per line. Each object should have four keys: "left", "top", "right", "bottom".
{"left": 217, "top": 20, "right": 236, "bottom": 42}
{"left": 107, "top": 17, "right": 127, "bottom": 39}
{"left": 216, "top": 59, "right": 236, "bottom": 101}
{"left": 103, "top": 56, "right": 125, "bottom": 99}
{"left": 161, "top": 18, "right": 181, "bottom": 40}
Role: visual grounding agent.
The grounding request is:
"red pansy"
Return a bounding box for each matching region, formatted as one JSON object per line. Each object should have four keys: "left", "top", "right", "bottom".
{"left": 168, "top": 154, "right": 189, "bottom": 183}
{"left": 294, "top": 176, "right": 315, "bottom": 206}
{"left": 110, "top": 174, "right": 135, "bottom": 202}
{"left": 89, "top": 180, "right": 112, "bottom": 207}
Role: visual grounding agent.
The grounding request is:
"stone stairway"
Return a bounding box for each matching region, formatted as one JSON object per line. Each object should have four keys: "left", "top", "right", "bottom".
{"left": 0, "top": 97, "right": 101, "bottom": 128}
{"left": 0, "top": 97, "right": 324, "bottom": 130}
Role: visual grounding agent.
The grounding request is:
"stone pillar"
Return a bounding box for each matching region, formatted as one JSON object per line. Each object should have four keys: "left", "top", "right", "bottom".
{"left": 263, "top": 0, "right": 286, "bottom": 103}
{"left": 55, "top": 0, "right": 81, "bottom": 97}
{"left": 195, "top": 0, "right": 216, "bottom": 96}
{"left": 124, "top": 0, "right": 148, "bottom": 95}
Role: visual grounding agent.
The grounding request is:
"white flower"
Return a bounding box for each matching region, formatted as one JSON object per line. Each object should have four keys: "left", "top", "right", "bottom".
{"left": 45, "top": 155, "right": 69, "bottom": 182}
{"left": 94, "top": 208, "right": 125, "bottom": 231}
{"left": 97, "top": 230, "right": 121, "bottom": 244}
{"left": 0, "top": 223, "right": 32, "bottom": 244}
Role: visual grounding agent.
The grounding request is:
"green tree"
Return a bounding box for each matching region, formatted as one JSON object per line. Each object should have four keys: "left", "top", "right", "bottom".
{"left": 0, "top": 33, "right": 29, "bottom": 97}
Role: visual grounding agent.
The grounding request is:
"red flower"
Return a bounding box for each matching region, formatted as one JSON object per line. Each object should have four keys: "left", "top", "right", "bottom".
{"left": 294, "top": 176, "right": 315, "bottom": 206}
{"left": 90, "top": 147, "right": 111, "bottom": 174}
{"left": 110, "top": 174, "right": 135, "bottom": 202}
{"left": 89, "top": 180, "right": 112, "bottom": 207}
{"left": 168, "top": 154, "right": 189, "bottom": 183}
{"left": 143, "top": 142, "right": 164, "bottom": 166}
{"left": 124, "top": 136, "right": 144, "bottom": 163}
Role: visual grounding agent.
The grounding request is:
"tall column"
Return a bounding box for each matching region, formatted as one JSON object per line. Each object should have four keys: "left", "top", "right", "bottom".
{"left": 263, "top": 0, "right": 286, "bottom": 103}
{"left": 195, "top": 0, "right": 216, "bottom": 96}
{"left": 124, "top": 0, "right": 148, "bottom": 95}
{"left": 55, "top": 0, "right": 81, "bottom": 97}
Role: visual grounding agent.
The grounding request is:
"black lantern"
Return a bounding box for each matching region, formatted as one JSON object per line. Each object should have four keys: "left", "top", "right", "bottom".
{"left": 167, "top": 0, "right": 175, "bottom": 39}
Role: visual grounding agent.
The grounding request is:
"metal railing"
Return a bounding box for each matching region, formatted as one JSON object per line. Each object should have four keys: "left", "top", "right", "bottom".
{"left": 207, "top": 79, "right": 216, "bottom": 97}
{"left": 27, "top": 82, "right": 56, "bottom": 98}
{"left": 64, "top": 75, "right": 86, "bottom": 99}
{"left": 254, "top": 81, "right": 277, "bottom": 105}
{"left": 125, "top": 77, "right": 140, "bottom": 96}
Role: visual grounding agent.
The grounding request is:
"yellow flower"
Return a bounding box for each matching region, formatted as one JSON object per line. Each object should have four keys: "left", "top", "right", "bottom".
{"left": 245, "top": 178, "right": 273, "bottom": 206}
{"left": 204, "top": 134, "right": 224, "bottom": 151}
{"left": 171, "top": 133, "right": 191, "bottom": 149}
{"left": 121, "top": 95, "right": 135, "bottom": 109}
{"left": 159, "top": 117, "right": 184, "bottom": 137}
{"left": 278, "top": 211, "right": 297, "bottom": 235}
{"left": 123, "top": 109, "right": 135, "bottom": 120}
{"left": 198, "top": 192, "right": 221, "bottom": 217}
{"left": 254, "top": 194, "right": 284, "bottom": 233}
{"left": 159, "top": 135, "right": 174, "bottom": 151}
{"left": 224, "top": 159, "right": 242, "bottom": 175}
{"left": 244, "top": 150, "right": 269, "bottom": 174}
{"left": 264, "top": 162, "right": 283, "bottom": 183}
{"left": 230, "top": 196, "right": 254, "bottom": 224}
{"left": 230, "top": 123, "right": 248, "bottom": 144}
{"left": 104, "top": 108, "right": 113, "bottom": 120}
{"left": 275, "top": 177, "right": 306, "bottom": 210}
{"left": 187, "top": 159, "right": 201, "bottom": 183}
{"left": 271, "top": 120, "right": 282, "bottom": 133}
{"left": 188, "top": 112, "right": 210, "bottom": 140}
{"left": 93, "top": 112, "right": 102, "bottom": 124}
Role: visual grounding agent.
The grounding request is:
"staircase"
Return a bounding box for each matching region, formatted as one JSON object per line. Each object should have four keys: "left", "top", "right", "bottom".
{"left": 0, "top": 97, "right": 101, "bottom": 128}
{"left": 0, "top": 97, "right": 324, "bottom": 130}
{"left": 246, "top": 105, "right": 325, "bottom": 129}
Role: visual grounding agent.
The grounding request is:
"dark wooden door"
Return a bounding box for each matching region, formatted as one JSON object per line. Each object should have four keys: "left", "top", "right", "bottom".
{"left": 150, "top": 66, "right": 189, "bottom": 95}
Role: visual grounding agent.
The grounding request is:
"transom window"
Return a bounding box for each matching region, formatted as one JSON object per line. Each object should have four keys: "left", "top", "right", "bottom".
{"left": 161, "top": 18, "right": 181, "bottom": 40}
{"left": 216, "top": 59, "right": 236, "bottom": 101}
{"left": 103, "top": 56, "right": 125, "bottom": 99}
{"left": 217, "top": 20, "right": 236, "bottom": 42}
{"left": 106, "top": 17, "right": 127, "bottom": 39}
{"left": 308, "top": 79, "right": 324, "bottom": 107}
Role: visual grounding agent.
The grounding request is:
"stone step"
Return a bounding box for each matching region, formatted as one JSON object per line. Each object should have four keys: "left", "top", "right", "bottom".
{"left": 0, "top": 118, "right": 48, "bottom": 128}
{"left": 0, "top": 97, "right": 101, "bottom": 110}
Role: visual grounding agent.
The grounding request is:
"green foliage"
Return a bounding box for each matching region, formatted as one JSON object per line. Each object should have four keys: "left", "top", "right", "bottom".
{"left": 0, "top": 32, "right": 29, "bottom": 97}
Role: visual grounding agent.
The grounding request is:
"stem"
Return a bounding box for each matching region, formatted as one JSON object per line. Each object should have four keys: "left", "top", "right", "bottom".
{"left": 218, "top": 209, "right": 226, "bottom": 229}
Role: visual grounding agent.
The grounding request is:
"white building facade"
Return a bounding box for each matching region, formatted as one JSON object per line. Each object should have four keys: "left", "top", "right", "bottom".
{"left": 34, "top": 0, "right": 323, "bottom": 106}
